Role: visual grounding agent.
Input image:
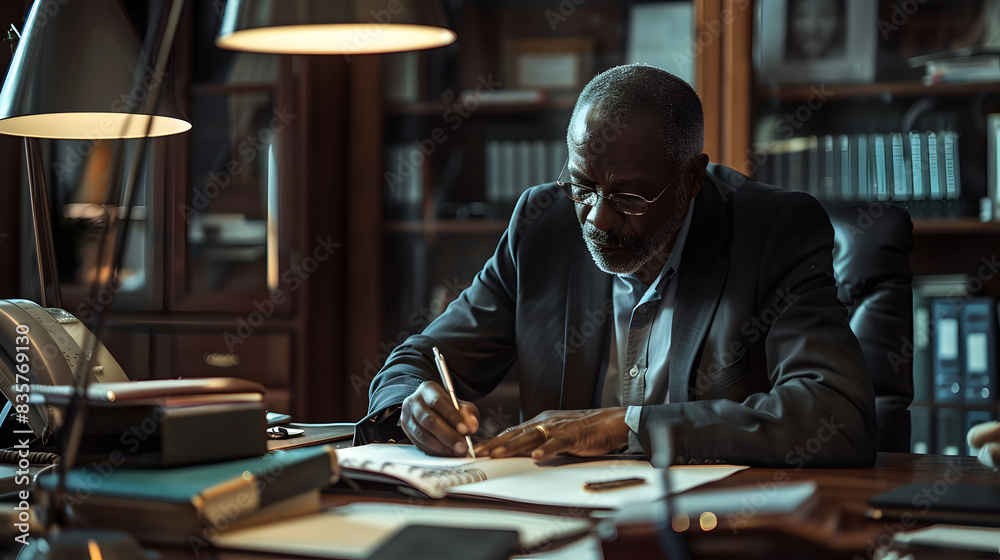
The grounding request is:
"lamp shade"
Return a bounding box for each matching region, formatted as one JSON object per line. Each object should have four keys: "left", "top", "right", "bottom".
{"left": 0, "top": 0, "right": 191, "bottom": 140}
{"left": 216, "top": 0, "right": 456, "bottom": 54}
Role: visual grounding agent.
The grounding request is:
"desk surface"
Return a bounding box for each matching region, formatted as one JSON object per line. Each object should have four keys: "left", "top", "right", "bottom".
{"left": 607, "top": 452, "right": 1000, "bottom": 559}
{"left": 152, "top": 452, "right": 999, "bottom": 560}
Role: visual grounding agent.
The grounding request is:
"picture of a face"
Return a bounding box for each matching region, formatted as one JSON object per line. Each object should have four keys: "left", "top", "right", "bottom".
{"left": 786, "top": 0, "right": 845, "bottom": 60}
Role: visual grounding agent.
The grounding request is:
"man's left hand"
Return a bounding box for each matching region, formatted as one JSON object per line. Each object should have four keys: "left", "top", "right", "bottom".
{"left": 473, "top": 407, "right": 630, "bottom": 461}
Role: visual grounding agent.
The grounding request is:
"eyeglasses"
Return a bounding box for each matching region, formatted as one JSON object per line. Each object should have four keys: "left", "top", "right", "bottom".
{"left": 556, "top": 159, "right": 690, "bottom": 216}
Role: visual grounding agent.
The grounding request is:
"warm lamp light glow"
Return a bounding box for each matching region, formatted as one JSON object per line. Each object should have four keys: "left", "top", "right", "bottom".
{"left": 0, "top": 0, "right": 190, "bottom": 140}
{"left": 0, "top": 113, "right": 191, "bottom": 140}
{"left": 215, "top": 0, "right": 456, "bottom": 55}
{"left": 217, "top": 23, "right": 455, "bottom": 54}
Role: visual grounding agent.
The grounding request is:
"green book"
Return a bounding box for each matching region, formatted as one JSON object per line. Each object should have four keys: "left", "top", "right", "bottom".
{"left": 37, "top": 445, "right": 339, "bottom": 545}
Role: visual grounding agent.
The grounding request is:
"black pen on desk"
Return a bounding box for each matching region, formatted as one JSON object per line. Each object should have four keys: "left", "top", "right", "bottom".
{"left": 432, "top": 346, "right": 476, "bottom": 458}
{"left": 583, "top": 477, "right": 647, "bottom": 492}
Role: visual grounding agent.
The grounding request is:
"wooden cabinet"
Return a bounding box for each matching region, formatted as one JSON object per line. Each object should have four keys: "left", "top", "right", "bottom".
{"left": 5, "top": 2, "right": 310, "bottom": 417}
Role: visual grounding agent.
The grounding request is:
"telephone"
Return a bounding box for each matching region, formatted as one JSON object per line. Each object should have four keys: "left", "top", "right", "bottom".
{"left": 0, "top": 299, "right": 129, "bottom": 444}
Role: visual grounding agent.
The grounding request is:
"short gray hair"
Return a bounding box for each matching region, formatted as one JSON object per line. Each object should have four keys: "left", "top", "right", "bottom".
{"left": 570, "top": 64, "right": 704, "bottom": 166}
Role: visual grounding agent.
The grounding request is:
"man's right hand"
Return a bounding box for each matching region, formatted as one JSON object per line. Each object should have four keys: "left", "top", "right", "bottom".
{"left": 401, "top": 380, "right": 480, "bottom": 456}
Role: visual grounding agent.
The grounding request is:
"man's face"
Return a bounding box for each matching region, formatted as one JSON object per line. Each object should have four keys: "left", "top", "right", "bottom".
{"left": 567, "top": 105, "right": 700, "bottom": 278}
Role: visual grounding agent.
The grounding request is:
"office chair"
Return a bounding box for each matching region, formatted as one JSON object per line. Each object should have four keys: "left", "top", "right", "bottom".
{"left": 824, "top": 201, "right": 915, "bottom": 453}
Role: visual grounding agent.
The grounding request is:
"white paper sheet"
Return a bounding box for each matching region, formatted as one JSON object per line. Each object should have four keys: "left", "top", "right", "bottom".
{"left": 449, "top": 461, "right": 747, "bottom": 510}
{"left": 212, "top": 503, "right": 592, "bottom": 559}
{"left": 893, "top": 524, "right": 1000, "bottom": 552}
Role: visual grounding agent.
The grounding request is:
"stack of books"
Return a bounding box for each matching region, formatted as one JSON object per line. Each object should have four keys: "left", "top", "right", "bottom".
{"left": 29, "top": 377, "right": 340, "bottom": 545}
{"left": 30, "top": 377, "right": 268, "bottom": 467}
{"left": 753, "top": 131, "right": 961, "bottom": 218}
{"left": 909, "top": 47, "right": 1000, "bottom": 84}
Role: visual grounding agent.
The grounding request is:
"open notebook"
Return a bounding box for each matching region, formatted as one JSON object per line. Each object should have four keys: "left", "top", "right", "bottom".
{"left": 336, "top": 444, "right": 747, "bottom": 509}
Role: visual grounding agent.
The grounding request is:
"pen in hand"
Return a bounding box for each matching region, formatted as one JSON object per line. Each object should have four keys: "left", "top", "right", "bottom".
{"left": 432, "top": 347, "right": 476, "bottom": 458}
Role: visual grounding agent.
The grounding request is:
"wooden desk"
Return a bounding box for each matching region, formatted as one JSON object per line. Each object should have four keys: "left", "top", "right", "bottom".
{"left": 603, "top": 453, "right": 1000, "bottom": 559}
{"left": 149, "top": 453, "right": 997, "bottom": 559}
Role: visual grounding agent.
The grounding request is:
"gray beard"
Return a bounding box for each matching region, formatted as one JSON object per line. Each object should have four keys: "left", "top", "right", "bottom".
{"left": 580, "top": 190, "right": 690, "bottom": 276}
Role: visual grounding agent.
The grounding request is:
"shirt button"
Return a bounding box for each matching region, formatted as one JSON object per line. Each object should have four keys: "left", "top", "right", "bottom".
{"left": 637, "top": 305, "right": 647, "bottom": 314}
{"left": 629, "top": 366, "right": 639, "bottom": 377}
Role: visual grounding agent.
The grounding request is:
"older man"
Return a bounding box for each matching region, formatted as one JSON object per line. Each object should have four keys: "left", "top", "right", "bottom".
{"left": 357, "top": 64, "right": 877, "bottom": 467}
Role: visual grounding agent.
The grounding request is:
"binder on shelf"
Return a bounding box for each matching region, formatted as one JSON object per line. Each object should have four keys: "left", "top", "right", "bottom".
{"left": 961, "top": 297, "right": 997, "bottom": 405}
{"left": 385, "top": 143, "right": 422, "bottom": 221}
{"left": 530, "top": 139, "right": 548, "bottom": 187}
{"left": 872, "top": 134, "right": 889, "bottom": 201}
{"left": 515, "top": 141, "right": 531, "bottom": 197}
{"left": 856, "top": 134, "right": 870, "bottom": 201}
{"left": 943, "top": 131, "right": 961, "bottom": 201}
{"left": 808, "top": 137, "right": 820, "bottom": 197}
{"left": 927, "top": 131, "right": 943, "bottom": 201}
{"left": 931, "top": 298, "right": 964, "bottom": 405}
{"left": 839, "top": 134, "right": 853, "bottom": 200}
{"left": 485, "top": 141, "right": 501, "bottom": 206}
{"left": 909, "top": 131, "right": 927, "bottom": 201}
{"left": 890, "top": 133, "right": 909, "bottom": 201}
{"left": 823, "top": 135, "right": 836, "bottom": 201}
{"left": 911, "top": 276, "right": 969, "bottom": 453}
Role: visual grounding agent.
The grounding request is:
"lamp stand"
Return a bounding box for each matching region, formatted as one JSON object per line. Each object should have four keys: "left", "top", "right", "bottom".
{"left": 24, "top": 137, "right": 61, "bottom": 309}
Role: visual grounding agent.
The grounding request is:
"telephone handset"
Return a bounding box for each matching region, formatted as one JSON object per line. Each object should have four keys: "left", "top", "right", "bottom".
{"left": 0, "top": 299, "right": 129, "bottom": 442}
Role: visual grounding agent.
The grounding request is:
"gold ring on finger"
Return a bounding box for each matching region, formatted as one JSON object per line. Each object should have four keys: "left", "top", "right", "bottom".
{"left": 534, "top": 424, "right": 550, "bottom": 442}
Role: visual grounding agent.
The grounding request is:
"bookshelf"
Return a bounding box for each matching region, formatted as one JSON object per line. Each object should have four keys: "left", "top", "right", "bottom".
{"left": 750, "top": 0, "right": 1000, "bottom": 455}
{"left": 758, "top": 80, "right": 1000, "bottom": 102}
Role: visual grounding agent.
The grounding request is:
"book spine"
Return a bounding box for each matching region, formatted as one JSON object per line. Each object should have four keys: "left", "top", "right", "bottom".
{"left": 857, "top": 135, "right": 869, "bottom": 201}
{"left": 961, "top": 298, "right": 997, "bottom": 405}
{"left": 891, "top": 133, "right": 908, "bottom": 201}
{"left": 200, "top": 445, "right": 338, "bottom": 527}
{"left": 932, "top": 298, "right": 963, "bottom": 406}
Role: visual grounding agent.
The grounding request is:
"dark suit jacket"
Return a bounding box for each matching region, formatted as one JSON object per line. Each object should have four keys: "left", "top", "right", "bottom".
{"left": 361, "top": 164, "right": 878, "bottom": 467}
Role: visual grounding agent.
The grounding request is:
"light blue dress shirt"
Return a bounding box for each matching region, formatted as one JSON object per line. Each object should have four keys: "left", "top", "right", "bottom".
{"left": 593, "top": 199, "right": 696, "bottom": 452}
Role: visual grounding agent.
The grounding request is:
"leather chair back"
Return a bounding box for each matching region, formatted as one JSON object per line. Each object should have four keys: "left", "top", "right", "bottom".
{"left": 825, "top": 201, "right": 915, "bottom": 452}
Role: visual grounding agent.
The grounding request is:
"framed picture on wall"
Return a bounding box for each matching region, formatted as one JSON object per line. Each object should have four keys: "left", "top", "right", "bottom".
{"left": 504, "top": 38, "right": 595, "bottom": 91}
{"left": 756, "top": 0, "right": 877, "bottom": 85}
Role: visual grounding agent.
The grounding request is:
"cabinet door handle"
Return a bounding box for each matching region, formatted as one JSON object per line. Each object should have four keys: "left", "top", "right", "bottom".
{"left": 204, "top": 352, "right": 240, "bottom": 368}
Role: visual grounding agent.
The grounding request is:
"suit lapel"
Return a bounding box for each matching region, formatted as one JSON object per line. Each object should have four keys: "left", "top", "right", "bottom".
{"left": 668, "top": 181, "right": 731, "bottom": 403}
{"left": 560, "top": 257, "right": 611, "bottom": 409}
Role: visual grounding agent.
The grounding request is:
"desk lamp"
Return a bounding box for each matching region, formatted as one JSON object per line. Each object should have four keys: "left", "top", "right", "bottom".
{"left": 0, "top": 0, "right": 189, "bottom": 557}
{"left": 0, "top": 0, "right": 190, "bottom": 308}
{"left": 215, "top": 0, "right": 456, "bottom": 54}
